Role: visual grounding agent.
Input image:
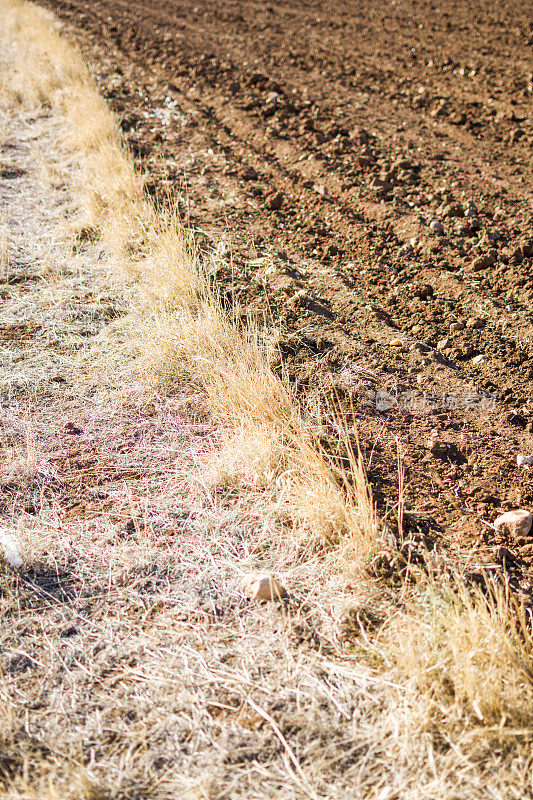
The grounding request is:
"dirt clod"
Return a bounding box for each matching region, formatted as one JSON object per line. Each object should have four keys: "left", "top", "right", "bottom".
{"left": 494, "top": 509, "right": 533, "bottom": 537}
{"left": 267, "top": 191, "right": 283, "bottom": 211}
{"left": 242, "top": 573, "right": 287, "bottom": 601}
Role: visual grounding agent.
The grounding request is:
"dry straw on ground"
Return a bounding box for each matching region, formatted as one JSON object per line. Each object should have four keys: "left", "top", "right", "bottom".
{"left": 0, "top": 1, "right": 532, "bottom": 797}
{"left": 2, "top": 0, "right": 377, "bottom": 559}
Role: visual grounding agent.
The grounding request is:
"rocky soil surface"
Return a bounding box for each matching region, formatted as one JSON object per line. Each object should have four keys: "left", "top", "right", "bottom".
{"left": 40, "top": 0, "right": 533, "bottom": 594}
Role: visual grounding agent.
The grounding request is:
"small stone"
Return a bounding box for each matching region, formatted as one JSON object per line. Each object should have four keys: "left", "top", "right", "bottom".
{"left": 242, "top": 574, "right": 287, "bottom": 601}
{"left": 315, "top": 183, "right": 328, "bottom": 196}
{"left": 472, "top": 354, "right": 486, "bottom": 365}
{"left": 524, "top": 239, "right": 533, "bottom": 258}
{"left": 410, "top": 341, "right": 430, "bottom": 353}
{"left": 414, "top": 283, "right": 434, "bottom": 299}
{"left": 249, "top": 72, "right": 267, "bottom": 85}
{"left": 0, "top": 533, "right": 22, "bottom": 568}
{"left": 449, "top": 321, "right": 465, "bottom": 332}
{"left": 471, "top": 252, "right": 496, "bottom": 271}
{"left": 392, "top": 158, "right": 413, "bottom": 170}
{"left": 448, "top": 111, "right": 466, "bottom": 125}
{"left": 470, "top": 258, "right": 484, "bottom": 271}
{"left": 494, "top": 510, "right": 532, "bottom": 537}
{"left": 242, "top": 166, "right": 258, "bottom": 181}
{"left": 509, "top": 128, "right": 525, "bottom": 144}
{"left": 517, "top": 455, "right": 533, "bottom": 467}
{"left": 429, "top": 220, "right": 445, "bottom": 235}
{"left": 437, "top": 337, "right": 450, "bottom": 350}
{"left": 266, "top": 91, "right": 281, "bottom": 105}
{"left": 389, "top": 338, "right": 403, "bottom": 347}
{"left": 267, "top": 192, "right": 284, "bottom": 211}
{"left": 466, "top": 317, "right": 485, "bottom": 329}
{"left": 426, "top": 435, "right": 464, "bottom": 463}
{"left": 64, "top": 421, "right": 83, "bottom": 435}
{"left": 289, "top": 288, "right": 309, "bottom": 308}
{"left": 442, "top": 202, "right": 464, "bottom": 219}
{"left": 410, "top": 237, "right": 419, "bottom": 248}
{"left": 371, "top": 178, "right": 393, "bottom": 192}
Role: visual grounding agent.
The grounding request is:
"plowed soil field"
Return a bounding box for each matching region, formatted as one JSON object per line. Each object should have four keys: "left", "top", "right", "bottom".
{"left": 41, "top": 0, "right": 533, "bottom": 593}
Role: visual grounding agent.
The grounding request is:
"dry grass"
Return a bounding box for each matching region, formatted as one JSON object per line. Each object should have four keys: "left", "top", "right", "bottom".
{"left": 0, "top": 221, "right": 8, "bottom": 281}
{"left": 0, "top": 0, "right": 148, "bottom": 264}
{"left": 1, "top": 1, "right": 533, "bottom": 797}
{"left": 2, "top": 0, "right": 378, "bottom": 558}
{"left": 388, "top": 574, "right": 533, "bottom": 726}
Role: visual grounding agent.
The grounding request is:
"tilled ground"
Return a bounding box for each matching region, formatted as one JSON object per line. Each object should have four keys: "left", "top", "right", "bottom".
{"left": 40, "top": 0, "right": 533, "bottom": 589}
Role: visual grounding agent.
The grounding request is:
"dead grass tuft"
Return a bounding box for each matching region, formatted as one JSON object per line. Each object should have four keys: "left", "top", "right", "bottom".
{"left": 1, "top": 0, "right": 148, "bottom": 260}
{"left": 389, "top": 575, "right": 533, "bottom": 728}
{"left": 0, "top": 220, "right": 8, "bottom": 281}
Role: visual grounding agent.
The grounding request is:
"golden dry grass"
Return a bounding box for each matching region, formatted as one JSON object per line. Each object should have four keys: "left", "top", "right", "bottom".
{"left": 1, "top": 1, "right": 533, "bottom": 797}
{"left": 387, "top": 574, "right": 533, "bottom": 726}
{"left": 1, "top": 0, "right": 378, "bottom": 562}
{"left": 0, "top": 221, "right": 8, "bottom": 281}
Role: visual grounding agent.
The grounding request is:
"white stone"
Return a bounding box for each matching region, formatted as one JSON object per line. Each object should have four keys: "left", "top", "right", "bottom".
{"left": 494, "top": 510, "right": 532, "bottom": 537}
{"left": 472, "top": 354, "right": 486, "bottom": 365}
{"left": 376, "top": 390, "right": 395, "bottom": 411}
{"left": 242, "top": 573, "right": 287, "bottom": 601}
{"left": 0, "top": 533, "right": 22, "bottom": 568}
{"left": 517, "top": 455, "right": 533, "bottom": 467}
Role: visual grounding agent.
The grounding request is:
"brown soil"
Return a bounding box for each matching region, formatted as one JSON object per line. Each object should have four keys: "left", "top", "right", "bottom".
{"left": 40, "top": 0, "right": 533, "bottom": 592}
